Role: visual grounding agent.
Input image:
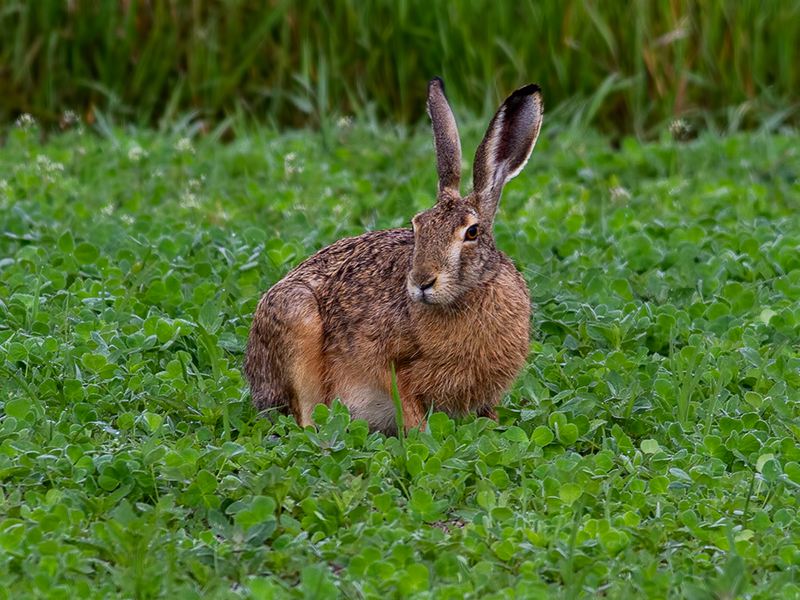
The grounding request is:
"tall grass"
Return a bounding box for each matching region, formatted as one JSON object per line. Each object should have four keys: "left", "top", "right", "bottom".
{"left": 1, "top": 0, "right": 798, "bottom": 135}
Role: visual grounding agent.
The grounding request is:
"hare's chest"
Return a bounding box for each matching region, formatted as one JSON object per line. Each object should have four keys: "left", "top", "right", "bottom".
{"left": 411, "top": 294, "right": 530, "bottom": 413}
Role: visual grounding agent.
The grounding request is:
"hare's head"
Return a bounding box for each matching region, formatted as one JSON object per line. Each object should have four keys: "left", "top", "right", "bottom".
{"left": 407, "top": 78, "right": 543, "bottom": 306}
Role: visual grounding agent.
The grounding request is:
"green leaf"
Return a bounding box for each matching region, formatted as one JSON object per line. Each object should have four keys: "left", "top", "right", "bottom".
{"left": 81, "top": 352, "right": 108, "bottom": 372}
{"left": 502, "top": 426, "right": 528, "bottom": 443}
{"left": 141, "top": 411, "right": 164, "bottom": 433}
{"left": 196, "top": 469, "right": 218, "bottom": 493}
{"left": 98, "top": 474, "right": 119, "bottom": 491}
{"left": 649, "top": 476, "right": 669, "bottom": 494}
{"left": 74, "top": 241, "right": 99, "bottom": 264}
{"left": 427, "top": 412, "right": 454, "bottom": 438}
{"left": 235, "top": 496, "right": 277, "bottom": 530}
{"left": 300, "top": 565, "right": 337, "bottom": 600}
{"left": 641, "top": 439, "right": 661, "bottom": 454}
{"left": 557, "top": 422, "right": 579, "bottom": 445}
{"left": 531, "top": 426, "right": 554, "bottom": 446}
{"left": 398, "top": 563, "right": 430, "bottom": 595}
{"left": 559, "top": 483, "right": 582, "bottom": 505}
{"left": 266, "top": 242, "right": 296, "bottom": 267}
{"left": 669, "top": 468, "right": 692, "bottom": 482}
{"left": 410, "top": 488, "right": 434, "bottom": 515}
{"left": 249, "top": 577, "right": 284, "bottom": 600}
{"left": 58, "top": 231, "right": 74, "bottom": 253}
{"left": 491, "top": 506, "right": 514, "bottom": 522}
{"left": 491, "top": 539, "right": 515, "bottom": 561}
{"left": 406, "top": 454, "right": 423, "bottom": 477}
{"left": 755, "top": 453, "right": 775, "bottom": 473}
{"left": 761, "top": 459, "right": 781, "bottom": 483}
{"left": 198, "top": 300, "right": 221, "bottom": 333}
{"left": 599, "top": 528, "right": 630, "bottom": 554}
{"left": 738, "top": 432, "right": 762, "bottom": 454}
{"left": 477, "top": 489, "right": 496, "bottom": 510}
{"left": 784, "top": 461, "right": 800, "bottom": 484}
{"left": 4, "top": 398, "right": 29, "bottom": 420}
{"left": 312, "top": 403, "right": 329, "bottom": 425}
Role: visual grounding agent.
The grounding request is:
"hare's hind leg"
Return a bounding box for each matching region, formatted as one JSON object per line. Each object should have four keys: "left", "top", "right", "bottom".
{"left": 244, "top": 295, "right": 293, "bottom": 415}
{"left": 244, "top": 283, "right": 327, "bottom": 426}
{"left": 287, "top": 304, "right": 326, "bottom": 427}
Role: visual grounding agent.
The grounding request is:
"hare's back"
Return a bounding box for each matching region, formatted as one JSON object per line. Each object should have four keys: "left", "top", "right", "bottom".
{"left": 255, "top": 227, "right": 413, "bottom": 350}
{"left": 282, "top": 228, "right": 413, "bottom": 292}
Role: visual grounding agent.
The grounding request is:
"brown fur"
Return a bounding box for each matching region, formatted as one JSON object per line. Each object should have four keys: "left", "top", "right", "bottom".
{"left": 244, "top": 79, "right": 544, "bottom": 433}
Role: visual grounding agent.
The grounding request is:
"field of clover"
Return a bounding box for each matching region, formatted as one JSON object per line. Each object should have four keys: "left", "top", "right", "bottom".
{"left": 0, "top": 116, "right": 799, "bottom": 599}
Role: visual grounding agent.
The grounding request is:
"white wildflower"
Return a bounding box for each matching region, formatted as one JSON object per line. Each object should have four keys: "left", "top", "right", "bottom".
{"left": 36, "top": 155, "right": 65, "bottom": 178}
{"left": 669, "top": 118, "right": 691, "bottom": 141}
{"left": 175, "top": 137, "right": 195, "bottom": 154}
{"left": 336, "top": 116, "right": 353, "bottom": 129}
{"left": 101, "top": 203, "right": 114, "bottom": 216}
{"left": 61, "top": 110, "right": 80, "bottom": 128}
{"left": 121, "top": 214, "right": 135, "bottom": 225}
{"left": 180, "top": 191, "right": 199, "bottom": 209}
{"left": 128, "top": 145, "right": 147, "bottom": 162}
{"left": 610, "top": 186, "right": 631, "bottom": 201}
{"left": 15, "top": 113, "right": 37, "bottom": 130}
{"left": 284, "top": 152, "right": 303, "bottom": 176}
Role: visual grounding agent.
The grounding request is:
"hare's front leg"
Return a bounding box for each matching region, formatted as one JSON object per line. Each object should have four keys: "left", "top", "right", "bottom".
{"left": 477, "top": 404, "right": 498, "bottom": 421}
{"left": 396, "top": 379, "right": 427, "bottom": 433}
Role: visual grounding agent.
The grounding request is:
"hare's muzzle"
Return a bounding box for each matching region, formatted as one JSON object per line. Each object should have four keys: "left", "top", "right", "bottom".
{"left": 407, "top": 272, "right": 439, "bottom": 304}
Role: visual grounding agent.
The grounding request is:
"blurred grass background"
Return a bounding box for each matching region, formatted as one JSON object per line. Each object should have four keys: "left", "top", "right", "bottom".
{"left": 0, "top": 0, "right": 798, "bottom": 136}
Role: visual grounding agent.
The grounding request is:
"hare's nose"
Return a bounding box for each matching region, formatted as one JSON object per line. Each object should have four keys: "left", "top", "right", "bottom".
{"left": 418, "top": 276, "right": 437, "bottom": 291}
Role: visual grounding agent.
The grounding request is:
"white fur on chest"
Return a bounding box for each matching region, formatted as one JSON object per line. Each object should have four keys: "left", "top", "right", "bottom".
{"left": 336, "top": 382, "right": 397, "bottom": 432}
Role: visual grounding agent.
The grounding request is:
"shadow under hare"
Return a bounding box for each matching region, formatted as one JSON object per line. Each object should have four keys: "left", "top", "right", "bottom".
{"left": 245, "top": 78, "right": 543, "bottom": 434}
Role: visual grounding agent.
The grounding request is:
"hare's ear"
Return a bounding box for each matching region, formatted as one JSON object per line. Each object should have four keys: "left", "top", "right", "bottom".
{"left": 471, "top": 84, "right": 543, "bottom": 221}
{"left": 427, "top": 77, "right": 462, "bottom": 197}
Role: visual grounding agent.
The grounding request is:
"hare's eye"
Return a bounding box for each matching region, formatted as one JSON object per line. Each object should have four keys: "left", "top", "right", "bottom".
{"left": 464, "top": 224, "right": 479, "bottom": 241}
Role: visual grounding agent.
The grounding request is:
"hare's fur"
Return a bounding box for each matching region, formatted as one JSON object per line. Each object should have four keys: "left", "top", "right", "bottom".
{"left": 245, "top": 79, "right": 543, "bottom": 433}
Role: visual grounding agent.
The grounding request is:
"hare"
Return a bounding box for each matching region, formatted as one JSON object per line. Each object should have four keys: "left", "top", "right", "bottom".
{"left": 244, "top": 78, "right": 543, "bottom": 434}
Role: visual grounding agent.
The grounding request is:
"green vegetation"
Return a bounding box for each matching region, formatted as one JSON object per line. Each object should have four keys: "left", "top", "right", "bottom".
{"left": 1, "top": 116, "right": 799, "bottom": 597}
{"left": 2, "top": 0, "right": 799, "bottom": 135}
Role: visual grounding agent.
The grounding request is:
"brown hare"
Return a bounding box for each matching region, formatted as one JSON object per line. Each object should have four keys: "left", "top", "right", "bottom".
{"left": 245, "top": 78, "right": 543, "bottom": 434}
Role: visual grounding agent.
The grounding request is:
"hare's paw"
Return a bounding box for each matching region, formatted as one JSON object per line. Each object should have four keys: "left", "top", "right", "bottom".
{"left": 476, "top": 404, "right": 498, "bottom": 421}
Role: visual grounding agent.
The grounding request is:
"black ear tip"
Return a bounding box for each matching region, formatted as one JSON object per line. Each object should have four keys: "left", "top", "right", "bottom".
{"left": 512, "top": 83, "right": 542, "bottom": 98}
{"left": 429, "top": 76, "right": 445, "bottom": 90}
